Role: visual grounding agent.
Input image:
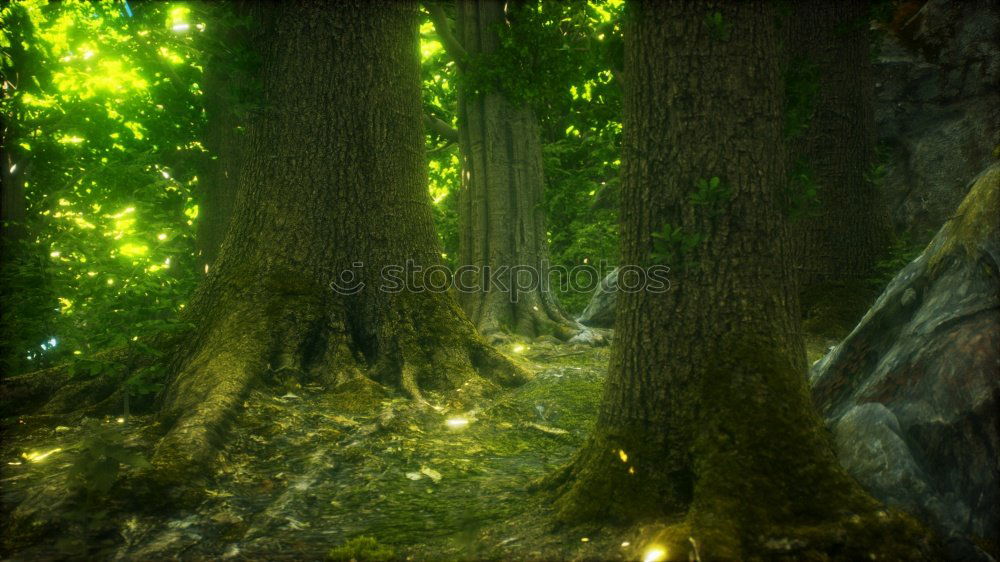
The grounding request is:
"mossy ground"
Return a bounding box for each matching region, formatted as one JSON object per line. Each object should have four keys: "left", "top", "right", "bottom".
{"left": 0, "top": 340, "right": 634, "bottom": 560}
{"left": 0, "top": 332, "right": 942, "bottom": 560}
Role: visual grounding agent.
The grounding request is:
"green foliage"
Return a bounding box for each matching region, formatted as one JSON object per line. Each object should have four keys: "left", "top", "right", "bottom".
{"left": 651, "top": 223, "right": 702, "bottom": 270}
{"left": 458, "top": 0, "right": 604, "bottom": 111}
{"left": 704, "top": 10, "right": 732, "bottom": 41}
{"left": 689, "top": 176, "right": 732, "bottom": 212}
{"left": 328, "top": 536, "right": 395, "bottom": 562}
{"left": 0, "top": 0, "right": 207, "bottom": 374}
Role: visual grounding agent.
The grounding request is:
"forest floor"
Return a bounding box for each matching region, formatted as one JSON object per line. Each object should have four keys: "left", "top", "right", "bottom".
{"left": 0, "top": 341, "right": 650, "bottom": 561}
{"left": 1, "top": 335, "right": 841, "bottom": 561}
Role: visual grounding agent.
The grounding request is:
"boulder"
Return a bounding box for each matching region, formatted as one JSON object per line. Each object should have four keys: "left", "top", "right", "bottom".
{"left": 875, "top": 0, "right": 1000, "bottom": 244}
{"left": 576, "top": 267, "right": 618, "bottom": 328}
{"left": 811, "top": 165, "right": 1000, "bottom": 555}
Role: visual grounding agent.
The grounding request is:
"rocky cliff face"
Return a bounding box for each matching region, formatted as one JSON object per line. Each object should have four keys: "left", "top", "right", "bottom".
{"left": 875, "top": 0, "right": 1000, "bottom": 245}
{"left": 811, "top": 165, "right": 999, "bottom": 560}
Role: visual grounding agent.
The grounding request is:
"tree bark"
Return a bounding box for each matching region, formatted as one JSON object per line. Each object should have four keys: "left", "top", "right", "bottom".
{"left": 150, "top": 0, "right": 527, "bottom": 482}
{"left": 789, "top": 1, "right": 892, "bottom": 299}
{"left": 441, "top": 0, "right": 580, "bottom": 341}
{"left": 544, "top": 2, "right": 928, "bottom": 559}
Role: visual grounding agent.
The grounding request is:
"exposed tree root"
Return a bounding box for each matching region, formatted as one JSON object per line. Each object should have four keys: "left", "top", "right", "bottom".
{"left": 141, "top": 287, "right": 530, "bottom": 493}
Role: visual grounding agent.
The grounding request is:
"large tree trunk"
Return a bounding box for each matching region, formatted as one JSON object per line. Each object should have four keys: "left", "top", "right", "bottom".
{"left": 789, "top": 1, "right": 892, "bottom": 322}
{"left": 151, "top": 0, "right": 527, "bottom": 482}
{"left": 544, "top": 2, "right": 928, "bottom": 559}
{"left": 447, "top": 0, "right": 579, "bottom": 342}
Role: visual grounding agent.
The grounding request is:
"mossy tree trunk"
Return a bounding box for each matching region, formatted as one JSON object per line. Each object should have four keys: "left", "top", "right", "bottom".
{"left": 789, "top": 1, "right": 892, "bottom": 307}
{"left": 151, "top": 0, "right": 527, "bottom": 480}
{"left": 430, "top": 0, "right": 579, "bottom": 342}
{"left": 546, "top": 2, "right": 925, "bottom": 559}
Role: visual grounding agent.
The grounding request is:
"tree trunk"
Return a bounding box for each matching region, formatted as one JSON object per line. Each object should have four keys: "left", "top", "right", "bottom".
{"left": 545, "top": 2, "right": 928, "bottom": 559}
{"left": 151, "top": 0, "right": 527, "bottom": 482}
{"left": 450, "top": 0, "right": 580, "bottom": 341}
{"left": 789, "top": 1, "right": 892, "bottom": 317}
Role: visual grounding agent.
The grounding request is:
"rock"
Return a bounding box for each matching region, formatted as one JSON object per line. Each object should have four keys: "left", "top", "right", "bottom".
{"left": 577, "top": 268, "right": 618, "bottom": 328}
{"left": 874, "top": 0, "right": 1000, "bottom": 244}
{"left": 811, "top": 165, "right": 1000, "bottom": 553}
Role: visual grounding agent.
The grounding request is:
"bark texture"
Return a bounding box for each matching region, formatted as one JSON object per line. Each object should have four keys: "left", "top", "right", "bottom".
{"left": 789, "top": 0, "right": 892, "bottom": 291}
{"left": 545, "top": 2, "right": 929, "bottom": 559}
{"left": 151, "top": 0, "right": 527, "bottom": 482}
{"left": 443, "top": 0, "right": 579, "bottom": 341}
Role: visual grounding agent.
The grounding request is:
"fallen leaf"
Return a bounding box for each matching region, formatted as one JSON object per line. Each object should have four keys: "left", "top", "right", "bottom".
{"left": 420, "top": 466, "right": 442, "bottom": 483}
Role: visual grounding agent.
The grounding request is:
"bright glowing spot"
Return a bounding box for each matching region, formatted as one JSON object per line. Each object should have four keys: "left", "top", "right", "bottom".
{"left": 161, "top": 170, "right": 170, "bottom": 179}
{"left": 116, "top": 417, "right": 125, "bottom": 424}
{"left": 580, "top": 537, "right": 589, "bottom": 543}
{"left": 157, "top": 233, "right": 168, "bottom": 240}
{"left": 445, "top": 417, "right": 469, "bottom": 429}
{"left": 107, "top": 278, "right": 115, "bottom": 285}
{"left": 22, "top": 447, "right": 62, "bottom": 463}
{"left": 58, "top": 135, "right": 85, "bottom": 144}
{"left": 172, "top": 23, "right": 190, "bottom": 32}
{"left": 629, "top": 466, "right": 635, "bottom": 475}
{"left": 421, "top": 39, "right": 442, "bottom": 59}
{"left": 512, "top": 344, "right": 525, "bottom": 354}
{"left": 50, "top": 251, "right": 61, "bottom": 258}
{"left": 83, "top": 50, "right": 95, "bottom": 60}
{"left": 619, "top": 449, "right": 628, "bottom": 463}
{"left": 119, "top": 243, "right": 148, "bottom": 257}
{"left": 621, "top": 541, "right": 631, "bottom": 547}
{"left": 9, "top": 163, "right": 16, "bottom": 173}
{"left": 643, "top": 546, "right": 667, "bottom": 562}
{"left": 204, "top": 263, "right": 210, "bottom": 274}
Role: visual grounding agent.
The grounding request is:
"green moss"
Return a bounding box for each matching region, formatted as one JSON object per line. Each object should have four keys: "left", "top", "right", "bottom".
{"left": 327, "top": 536, "right": 394, "bottom": 562}
{"left": 929, "top": 165, "right": 999, "bottom": 272}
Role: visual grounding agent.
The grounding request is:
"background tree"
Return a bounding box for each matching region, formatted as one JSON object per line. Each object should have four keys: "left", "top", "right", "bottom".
{"left": 150, "top": 0, "right": 527, "bottom": 480}
{"left": 544, "top": 2, "right": 926, "bottom": 559}
{"left": 785, "top": 0, "right": 893, "bottom": 334}
{"left": 422, "top": 0, "right": 625, "bottom": 317}
{"left": 427, "top": 0, "right": 588, "bottom": 341}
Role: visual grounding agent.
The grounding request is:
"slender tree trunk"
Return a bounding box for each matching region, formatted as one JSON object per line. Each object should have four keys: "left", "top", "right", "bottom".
{"left": 445, "top": 0, "right": 579, "bottom": 341}
{"left": 789, "top": 1, "right": 892, "bottom": 310}
{"left": 545, "top": 2, "right": 927, "bottom": 559}
{"left": 151, "top": 0, "right": 527, "bottom": 482}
